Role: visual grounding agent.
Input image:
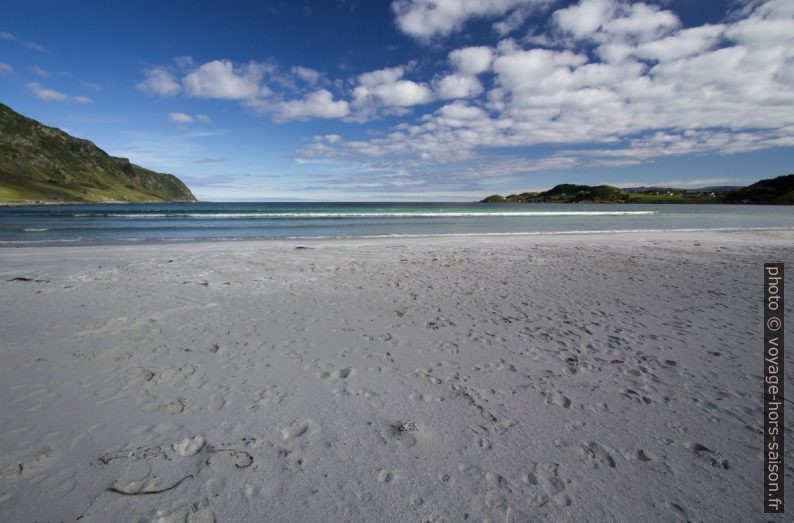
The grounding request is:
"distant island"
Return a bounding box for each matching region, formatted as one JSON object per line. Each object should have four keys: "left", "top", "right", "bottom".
{"left": 0, "top": 103, "right": 196, "bottom": 204}
{"left": 480, "top": 174, "right": 794, "bottom": 204}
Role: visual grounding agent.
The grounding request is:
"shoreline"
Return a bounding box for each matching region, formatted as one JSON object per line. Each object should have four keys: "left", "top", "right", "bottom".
{"left": 2, "top": 225, "right": 794, "bottom": 249}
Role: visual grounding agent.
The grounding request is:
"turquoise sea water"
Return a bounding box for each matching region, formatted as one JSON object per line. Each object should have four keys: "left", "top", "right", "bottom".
{"left": 0, "top": 202, "right": 792, "bottom": 245}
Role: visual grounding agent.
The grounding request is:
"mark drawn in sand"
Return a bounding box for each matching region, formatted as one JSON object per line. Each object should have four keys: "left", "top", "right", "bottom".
{"left": 98, "top": 435, "right": 254, "bottom": 496}
{"left": 107, "top": 474, "right": 194, "bottom": 496}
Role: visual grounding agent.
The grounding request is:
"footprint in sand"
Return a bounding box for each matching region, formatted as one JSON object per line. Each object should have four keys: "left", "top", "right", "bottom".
{"left": 629, "top": 449, "right": 653, "bottom": 462}
{"left": 174, "top": 436, "right": 205, "bottom": 457}
{"left": 318, "top": 367, "right": 354, "bottom": 382}
{"left": 543, "top": 390, "right": 571, "bottom": 408}
{"left": 622, "top": 388, "right": 653, "bottom": 405}
{"left": 470, "top": 425, "right": 493, "bottom": 450}
{"left": 187, "top": 505, "right": 215, "bottom": 523}
{"left": 389, "top": 420, "right": 420, "bottom": 446}
{"left": 660, "top": 499, "right": 693, "bottom": 521}
{"left": 581, "top": 441, "right": 616, "bottom": 468}
{"left": 209, "top": 393, "right": 227, "bottom": 413}
{"left": 166, "top": 398, "right": 186, "bottom": 414}
{"left": 281, "top": 420, "right": 310, "bottom": 440}
{"left": 331, "top": 367, "right": 352, "bottom": 379}
{"left": 523, "top": 462, "right": 571, "bottom": 507}
{"left": 377, "top": 469, "right": 394, "bottom": 483}
{"left": 248, "top": 386, "right": 286, "bottom": 410}
{"left": 686, "top": 442, "right": 730, "bottom": 470}
{"left": 123, "top": 368, "right": 155, "bottom": 390}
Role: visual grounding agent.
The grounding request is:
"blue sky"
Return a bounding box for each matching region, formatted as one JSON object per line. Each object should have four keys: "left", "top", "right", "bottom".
{"left": 1, "top": 0, "right": 793, "bottom": 201}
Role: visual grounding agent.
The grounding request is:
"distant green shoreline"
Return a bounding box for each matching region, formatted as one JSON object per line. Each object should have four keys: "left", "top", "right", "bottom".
{"left": 480, "top": 174, "right": 794, "bottom": 205}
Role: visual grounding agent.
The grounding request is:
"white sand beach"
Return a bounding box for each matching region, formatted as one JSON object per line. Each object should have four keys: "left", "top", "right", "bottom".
{"left": 0, "top": 229, "right": 791, "bottom": 522}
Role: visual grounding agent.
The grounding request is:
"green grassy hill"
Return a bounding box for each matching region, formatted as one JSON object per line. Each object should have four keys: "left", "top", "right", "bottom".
{"left": 0, "top": 103, "right": 196, "bottom": 204}
{"left": 482, "top": 184, "right": 633, "bottom": 203}
{"left": 481, "top": 175, "right": 794, "bottom": 204}
{"left": 723, "top": 174, "right": 794, "bottom": 204}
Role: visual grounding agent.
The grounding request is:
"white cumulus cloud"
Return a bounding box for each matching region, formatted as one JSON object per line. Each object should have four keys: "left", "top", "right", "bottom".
{"left": 392, "top": 0, "right": 545, "bottom": 39}
{"left": 449, "top": 46, "right": 494, "bottom": 75}
{"left": 555, "top": 0, "right": 679, "bottom": 43}
{"left": 137, "top": 67, "right": 181, "bottom": 96}
{"left": 299, "top": 0, "right": 794, "bottom": 182}
{"left": 553, "top": 0, "right": 616, "bottom": 38}
{"left": 26, "top": 82, "right": 68, "bottom": 102}
{"left": 272, "top": 90, "right": 350, "bottom": 121}
{"left": 183, "top": 60, "right": 269, "bottom": 99}
{"left": 351, "top": 66, "right": 433, "bottom": 119}
{"left": 169, "top": 112, "right": 194, "bottom": 124}
{"left": 30, "top": 65, "right": 51, "bottom": 78}
{"left": 27, "top": 82, "right": 93, "bottom": 104}
{"left": 291, "top": 65, "right": 321, "bottom": 85}
{"left": 168, "top": 112, "right": 213, "bottom": 125}
{"left": 130, "top": 0, "right": 794, "bottom": 186}
{"left": 635, "top": 24, "right": 725, "bottom": 62}
{"left": 436, "top": 74, "right": 484, "bottom": 99}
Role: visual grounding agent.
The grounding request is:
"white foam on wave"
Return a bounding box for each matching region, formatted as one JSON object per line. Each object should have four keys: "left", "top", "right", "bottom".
{"left": 0, "top": 237, "right": 83, "bottom": 244}
{"left": 22, "top": 228, "right": 50, "bottom": 232}
{"left": 279, "top": 226, "right": 794, "bottom": 240}
{"left": 2, "top": 227, "right": 792, "bottom": 246}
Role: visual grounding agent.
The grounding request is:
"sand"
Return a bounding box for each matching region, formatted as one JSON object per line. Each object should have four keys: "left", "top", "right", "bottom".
{"left": 0, "top": 229, "right": 791, "bottom": 522}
